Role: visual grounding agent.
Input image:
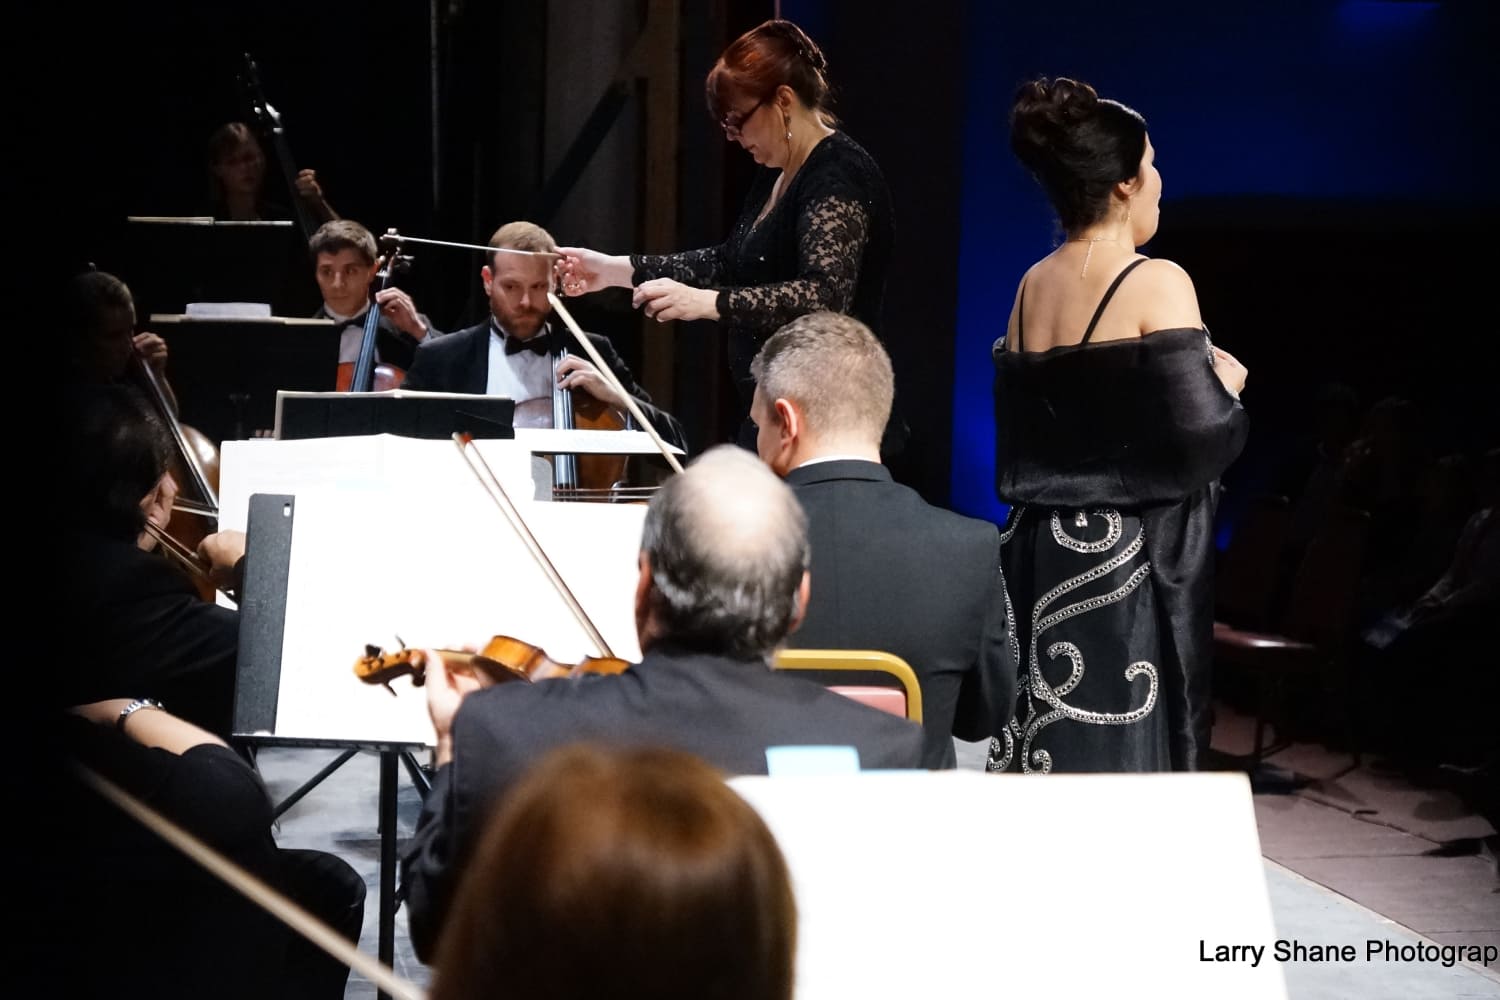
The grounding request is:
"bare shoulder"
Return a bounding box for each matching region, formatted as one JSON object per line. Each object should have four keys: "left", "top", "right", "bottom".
{"left": 1131, "top": 258, "right": 1202, "bottom": 332}
{"left": 1003, "top": 268, "right": 1032, "bottom": 341}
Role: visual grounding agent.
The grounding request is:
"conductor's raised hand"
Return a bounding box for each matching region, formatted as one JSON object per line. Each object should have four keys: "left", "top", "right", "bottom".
{"left": 556, "top": 355, "right": 628, "bottom": 412}
{"left": 1211, "top": 347, "right": 1248, "bottom": 396}
{"left": 554, "top": 246, "right": 634, "bottom": 296}
{"left": 632, "top": 278, "right": 719, "bottom": 323}
{"left": 375, "top": 287, "right": 429, "bottom": 340}
{"left": 133, "top": 332, "right": 168, "bottom": 376}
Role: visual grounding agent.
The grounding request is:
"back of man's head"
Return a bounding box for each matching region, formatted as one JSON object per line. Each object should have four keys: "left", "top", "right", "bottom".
{"left": 750, "top": 312, "right": 893, "bottom": 449}
{"left": 309, "top": 220, "right": 377, "bottom": 264}
{"left": 639, "top": 446, "right": 809, "bottom": 659}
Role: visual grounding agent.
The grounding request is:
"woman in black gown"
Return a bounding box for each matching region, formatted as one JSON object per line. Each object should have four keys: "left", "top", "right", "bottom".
{"left": 555, "top": 19, "right": 894, "bottom": 442}
{"left": 988, "top": 78, "right": 1249, "bottom": 774}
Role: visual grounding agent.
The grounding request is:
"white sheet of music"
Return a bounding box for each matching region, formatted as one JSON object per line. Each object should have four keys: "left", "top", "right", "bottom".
{"left": 218, "top": 435, "right": 541, "bottom": 534}
{"left": 730, "top": 770, "right": 1286, "bottom": 1000}
{"left": 219, "top": 435, "right": 645, "bottom": 745}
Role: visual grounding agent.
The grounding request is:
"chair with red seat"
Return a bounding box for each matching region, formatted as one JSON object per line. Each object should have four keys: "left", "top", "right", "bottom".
{"left": 772, "top": 649, "right": 924, "bottom": 724}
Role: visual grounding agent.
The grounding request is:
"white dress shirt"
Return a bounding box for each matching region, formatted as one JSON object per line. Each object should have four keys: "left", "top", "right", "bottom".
{"left": 486, "top": 320, "right": 556, "bottom": 401}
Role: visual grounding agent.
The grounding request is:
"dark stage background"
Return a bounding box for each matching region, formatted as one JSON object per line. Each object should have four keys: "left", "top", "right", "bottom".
{"left": 36, "top": 0, "right": 1500, "bottom": 517}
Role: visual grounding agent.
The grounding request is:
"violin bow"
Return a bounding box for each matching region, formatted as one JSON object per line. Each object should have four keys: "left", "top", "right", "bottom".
{"left": 142, "top": 522, "right": 235, "bottom": 604}
{"left": 77, "top": 765, "right": 423, "bottom": 1000}
{"left": 452, "top": 433, "right": 616, "bottom": 659}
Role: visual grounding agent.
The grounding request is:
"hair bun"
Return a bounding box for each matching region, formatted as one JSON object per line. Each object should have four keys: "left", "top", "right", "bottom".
{"left": 1013, "top": 76, "right": 1099, "bottom": 132}
{"left": 768, "top": 18, "right": 827, "bottom": 72}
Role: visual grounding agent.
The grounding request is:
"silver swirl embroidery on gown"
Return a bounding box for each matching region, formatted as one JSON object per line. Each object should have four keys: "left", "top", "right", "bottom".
{"left": 988, "top": 508, "right": 1159, "bottom": 773}
{"left": 985, "top": 505, "right": 1025, "bottom": 772}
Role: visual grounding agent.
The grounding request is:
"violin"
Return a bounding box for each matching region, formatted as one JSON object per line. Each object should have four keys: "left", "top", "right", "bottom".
{"left": 355, "top": 638, "right": 630, "bottom": 695}
{"left": 336, "top": 245, "right": 411, "bottom": 393}
{"left": 351, "top": 431, "right": 637, "bottom": 696}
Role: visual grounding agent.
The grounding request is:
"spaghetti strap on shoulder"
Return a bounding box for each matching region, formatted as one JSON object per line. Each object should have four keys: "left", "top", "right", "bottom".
{"left": 1080, "top": 257, "right": 1149, "bottom": 345}
{"left": 1013, "top": 279, "right": 1028, "bottom": 353}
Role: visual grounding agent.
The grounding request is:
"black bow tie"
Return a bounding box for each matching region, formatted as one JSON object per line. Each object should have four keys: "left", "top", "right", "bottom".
{"left": 503, "top": 330, "right": 553, "bottom": 356}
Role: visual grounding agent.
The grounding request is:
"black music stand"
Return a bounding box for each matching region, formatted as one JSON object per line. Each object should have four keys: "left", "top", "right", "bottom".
{"left": 275, "top": 390, "right": 516, "bottom": 441}
{"left": 148, "top": 315, "right": 340, "bottom": 444}
{"left": 123, "top": 217, "right": 317, "bottom": 318}
{"left": 235, "top": 493, "right": 428, "bottom": 988}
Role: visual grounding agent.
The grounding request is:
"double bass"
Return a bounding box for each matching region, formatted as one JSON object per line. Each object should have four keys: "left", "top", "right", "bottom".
{"left": 240, "top": 53, "right": 321, "bottom": 247}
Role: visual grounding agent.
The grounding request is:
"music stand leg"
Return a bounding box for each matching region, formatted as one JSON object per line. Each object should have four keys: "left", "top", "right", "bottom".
{"left": 377, "top": 750, "right": 399, "bottom": 1000}
{"left": 399, "top": 750, "right": 432, "bottom": 797}
{"left": 271, "top": 748, "right": 359, "bottom": 821}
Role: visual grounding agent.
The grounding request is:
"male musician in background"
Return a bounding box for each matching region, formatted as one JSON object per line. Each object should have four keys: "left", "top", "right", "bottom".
{"left": 401, "top": 446, "right": 924, "bottom": 960}
{"left": 749, "top": 312, "right": 1015, "bottom": 769}
{"left": 400, "top": 220, "right": 685, "bottom": 449}
{"left": 62, "top": 269, "right": 180, "bottom": 415}
{"left": 310, "top": 220, "right": 444, "bottom": 372}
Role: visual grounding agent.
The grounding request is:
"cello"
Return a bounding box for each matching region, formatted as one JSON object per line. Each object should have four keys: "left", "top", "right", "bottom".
{"left": 133, "top": 342, "right": 222, "bottom": 601}
{"left": 372, "top": 232, "right": 682, "bottom": 499}
{"left": 336, "top": 246, "right": 410, "bottom": 392}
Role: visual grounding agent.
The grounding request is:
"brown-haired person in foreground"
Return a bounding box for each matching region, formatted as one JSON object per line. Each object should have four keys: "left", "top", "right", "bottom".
{"left": 556, "top": 18, "right": 897, "bottom": 451}
{"left": 401, "top": 445, "right": 924, "bottom": 960}
{"left": 991, "top": 77, "right": 1248, "bottom": 774}
{"left": 431, "top": 744, "right": 795, "bottom": 1000}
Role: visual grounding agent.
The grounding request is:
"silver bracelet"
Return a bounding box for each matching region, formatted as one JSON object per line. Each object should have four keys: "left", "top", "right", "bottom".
{"left": 117, "top": 698, "right": 165, "bottom": 732}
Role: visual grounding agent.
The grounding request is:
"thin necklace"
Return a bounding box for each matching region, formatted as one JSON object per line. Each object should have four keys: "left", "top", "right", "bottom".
{"left": 1064, "top": 235, "right": 1118, "bottom": 279}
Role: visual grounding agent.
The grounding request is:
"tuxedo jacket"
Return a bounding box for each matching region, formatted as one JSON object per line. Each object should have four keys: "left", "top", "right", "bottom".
{"left": 401, "top": 641, "right": 925, "bottom": 960}
{"left": 400, "top": 320, "right": 686, "bottom": 450}
{"left": 785, "top": 460, "right": 1015, "bottom": 768}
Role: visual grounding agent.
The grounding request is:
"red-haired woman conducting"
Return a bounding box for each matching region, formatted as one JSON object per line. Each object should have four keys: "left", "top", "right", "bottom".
{"left": 557, "top": 19, "right": 894, "bottom": 445}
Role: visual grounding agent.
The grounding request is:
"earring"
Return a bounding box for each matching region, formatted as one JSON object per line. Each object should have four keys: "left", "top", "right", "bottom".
{"left": 784, "top": 114, "right": 792, "bottom": 142}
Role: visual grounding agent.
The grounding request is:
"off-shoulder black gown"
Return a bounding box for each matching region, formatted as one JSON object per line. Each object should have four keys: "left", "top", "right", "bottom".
{"left": 631, "top": 130, "right": 894, "bottom": 421}
{"left": 987, "top": 259, "right": 1248, "bottom": 773}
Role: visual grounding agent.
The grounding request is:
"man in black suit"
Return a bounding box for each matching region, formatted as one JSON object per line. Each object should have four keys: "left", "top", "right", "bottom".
{"left": 307, "top": 220, "right": 441, "bottom": 373}
{"left": 749, "top": 312, "right": 1015, "bottom": 768}
{"left": 310, "top": 220, "right": 443, "bottom": 372}
{"left": 401, "top": 220, "right": 684, "bottom": 450}
{"left": 401, "top": 446, "right": 925, "bottom": 960}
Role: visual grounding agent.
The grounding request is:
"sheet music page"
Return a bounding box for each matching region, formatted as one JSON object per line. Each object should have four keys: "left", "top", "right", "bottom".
{"left": 218, "top": 435, "right": 538, "bottom": 533}
{"left": 271, "top": 486, "right": 646, "bottom": 745}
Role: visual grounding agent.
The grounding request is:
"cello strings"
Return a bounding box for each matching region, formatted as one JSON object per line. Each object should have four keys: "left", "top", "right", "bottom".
{"left": 546, "top": 292, "right": 685, "bottom": 475}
